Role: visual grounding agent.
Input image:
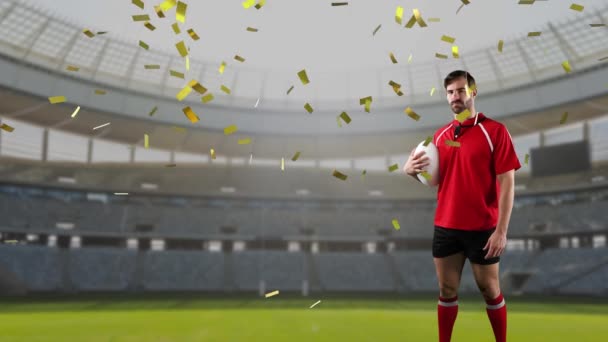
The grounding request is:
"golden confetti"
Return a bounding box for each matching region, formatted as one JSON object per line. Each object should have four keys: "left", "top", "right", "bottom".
{"left": 93, "top": 122, "right": 111, "bottom": 130}
{"left": 331, "top": 2, "right": 348, "bottom": 5}
{"left": 144, "top": 64, "right": 160, "bottom": 70}
{"left": 590, "top": 23, "right": 606, "bottom": 27}
{"left": 254, "top": 0, "right": 266, "bottom": 10}
{"left": 82, "top": 29, "right": 95, "bottom": 38}
{"left": 287, "top": 85, "right": 295, "bottom": 95}
{"left": 175, "top": 41, "right": 188, "bottom": 57}
{"left": 430, "top": 87, "right": 436, "bottom": 96}
{"left": 182, "top": 106, "right": 199, "bottom": 123}
{"left": 176, "top": 1, "right": 187, "bottom": 23}
{"left": 388, "top": 164, "right": 399, "bottom": 172}
{"left": 441, "top": 35, "right": 455, "bottom": 44}
{"left": 362, "top": 170, "right": 367, "bottom": 176}
{"left": 405, "top": 107, "right": 420, "bottom": 121}
{"left": 0, "top": 123, "right": 14, "bottom": 132}
{"left": 435, "top": 53, "right": 448, "bottom": 59}
{"left": 570, "top": 3, "right": 584, "bottom": 12}
{"left": 395, "top": 6, "right": 404, "bottom": 25}
{"left": 234, "top": 55, "right": 246, "bottom": 63}
{"left": 560, "top": 112, "right": 568, "bottom": 124}
{"left": 389, "top": 81, "right": 404, "bottom": 96}
{"left": 139, "top": 40, "right": 150, "bottom": 50}
{"left": 310, "top": 300, "right": 322, "bottom": 309}
{"left": 445, "top": 140, "right": 461, "bottom": 147}
{"left": 519, "top": 0, "right": 535, "bottom": 4}
{"left": 97, "top": 31, "right": 108, "bottom": 35}
{"left": 528, "top": 32, "right": 542, "bottom": 37}
{"left": 144, "top": 134, "right": 149, "bottom": 149}
{"left": 144, "top": 22, "right": 156, "bottom": 31}
{"left": 148, "top": 106, "right": 158, "bottom": 116}
{"left": 176, "top": 85, "right": 192, "bottom": 101}
{"left": 238, "top": 138, "right": 251, "bottom": 145}
{"left": 246, "top": 27, "right": 259, "bottom": 32}
{"left": 358, "top": 96, "right": 372, "bottom": 113}
{"left": 71, "top": 106, "right": 80, "bottom": 118}
{"left": 170, "top": 70, "right": 184, "bottom": 78}
{"left": 210, "top": 148, "right": 216, "bottom": 159}
{"left": 48, "top": 96, "right": 66, "bottom": 104}
{"left": 392, "top": 219, "right": 400, "bottom": 230}
{"left": 372, "top": 24, "right": 382, "bottom": 36}
{"left": 524, "top": 154, "right": 530, "bottom": 165}
{"left": 298, "top": 69, "right": 310, "bottom": 85}
{"left": 461, "top": 0, "right": 471, "bottom": 4}
{"left": 242, "top": 0, "right": 255, "bottom": 8}
{"left": 304, "top": 103, "right": 314, "bottom": 113}
{"left": 408, "top": 53, "right": 413, "bottom": 63}
{"left": 202, "top": 93, "right": 215, "bottom": 103}
{"left": 452, "top": 46, "right": 459, "bottom": 58}
{"left": 224, "top": 124, "right": 238, "bottom": 135}
{"left": 332, "top": 169, "right": 348, "bottom": 181}
{"left": 423, "top": 136, "right": 433, "bottom": 146}
{"left": 428, "top": 17, "right": 440, "bottom": 22}
{"left": 265, "top": 290, "right": 279, "bottom": 298}
{"left": 172, "top": 126, "right": 187, "bottom": 133}
{"left": 281, "top": 157, "right": 285, "bottom": 171}
{"left": 189, "top": 80, "right": 207, "bottom": 94}
{"left": 160, "top": 0, "right": 177, "bottom": 11}
{"left": 339, "top": 111, "right": 351, "bottom": 124}
{"left": 172, "top": 22, "right": 181, "bottom": 34}
{"left": 389, "top": 52, "right": 398, "bottom": 64}
{"left": 562, "top": 60, "right": 572, "bottom": 73}
{"left": 221, "top": 85, "right": 231, "bottom": 94}
{"left": 219, "top": 61, "right": 226, "bottom": 74}
{"left": 132, "top": 14, "right": 150, "bottom": 22}
{"left": 456, "top": 109, "right": 471, "bottom": 123}
{"left": 498, "top": 40, "right": 504, "bottom": 53}
{"left": 94, "top": 89, "right": 107, "bottom": 95}
{"left": 412, "top": 8, "right": 427, "bottom": 27}
{"left": 154, "top": 5, "right": 165, "bottom": 17}
{"left": 420, "top": 171, "right": 432, "bottom": 181}
{"left": 66, "top": 65, "right": 79, "bottom": 72}
{"left": 187, "top": 28, "right": 200, "bottom": 40}
{"left": 291, "top": 151, "right": 301, "bottom": 161}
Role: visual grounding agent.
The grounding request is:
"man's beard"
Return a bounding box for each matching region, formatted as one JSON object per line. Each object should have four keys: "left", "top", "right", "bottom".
{"left": 450, "top": 101, "right": 466, "bottom": 114}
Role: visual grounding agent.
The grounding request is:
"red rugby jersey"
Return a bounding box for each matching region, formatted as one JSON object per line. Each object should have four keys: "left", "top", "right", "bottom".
{"left": 433, "top": 113, "right": 521, "bottom": 231}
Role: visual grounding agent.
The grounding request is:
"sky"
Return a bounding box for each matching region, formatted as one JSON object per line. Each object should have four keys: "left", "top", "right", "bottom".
{"left": 23, "top": 0, "right": 608, "bottom": 72}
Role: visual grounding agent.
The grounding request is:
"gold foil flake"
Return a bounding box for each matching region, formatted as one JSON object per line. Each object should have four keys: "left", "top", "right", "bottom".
{"left": 144, "top": 22, "right": 156, "bottom": 31}
{"left": 154, "top": 5, "right": 165, "bottom": 18}
{"left": 139, "top": 40, "right": 150, "bottom": 50}
{"left": 265, "top": 290, "right": 279, "bottom": 298}
{"left": 524, "top": 154, "right": 530, "bottom": 165}
{"left": 519, "top": 0, "right": 536, "bottom": 4}
{"left": 202, "top": 93, "right": 215, "bottom": 103}
{"left": 246, "top": 27, "right": 259, "bottom": 32}
{"left": 298, "top": 69, "right": 310, "bottom": 85}
{"left": 570, "top": 3, "right": 584, "bottom": 12}
{"left": 48, "top": 96, "right": 66, "bottom": 104}
{"left": 339, "top": 111, "right": 352, "bottom": 124}
{"left": 172, "top": 22, "right": 181, "bottom": 34}
{"left": 224, "top": 124, "right": 238, "bottom": 135}
{"left": 287, "top": 85, "right": 295, "bottom": 95}
{"left": 428, "top": 17, "right": 440, "bottom": 22}
{"left": 176, "top": 1, "right": 187, "bottom": 23}
{"left": 452, "top": 46, "right": 459, "bottom": 58}
{"left": 234, "top": 55, "right": 246, "bottom": 62}
{"left": 372, "top": 24, "right": 381, "bottom": 36}
{"left": 185, "top": 56, "right": 190, "bottom": 71}
{"left": 392, "top": 219, "right": 400, "bottom": 230}
{"left": 291, "top": 151, "right": 301, "bottom": 161}
{"left": 238, "top": 138, "right": 251, "bottom": 145}
{"left": 423, "top": 136, "right": 433, "bottom": 146}
{"left": 144, "top": 134, "right": 150, "bottom": 148}
{"left": 441, "top": 35, "right": 455, "bottom": 44}
{"left": 220, "top": 85, "right": 231, "bottom": 94}
{"left": 93, "top": 122, "right": 111, "bottom": 130}
{"left": 435, "top": 53, "right": 448, "bottom": 59}
{"left": 304, "top": 103, "right": 314, "bottom": 113}
{"left": 71, "top": 106, "right": 80, "bottom": 118}
{"left": 66, "top": 65, "right": 79, "bottom": 72}
{"left": 405, "top": 107, "right": 420, "bottom": 121}
{"left": 160, "top": 0, "right": 177, "bottom": 11}
{"left": 445, "top": 140, "right": 461, "bottom": 147}
{"left": 560, "top": 112, "right": 568, "bottom": 124}
{"left": 145, "top": 64, "right": 161, "bottom": 69}
{"left": 331, "top": 2, "right": 348, "bottom": 6}
{"left": 388, "top": 164, "right": 399, "bottom": 172}
{"left": 332, "top": 170, "right": 348, "bottom": 181}
{"left": 148, "top": 106, "right": 158, "bottom": 116}
{"left": 498, "top": 40, "right": 504, "bottom": 53}
{"left": 281, "top": 157, "right": 285, "bottom": 171}
{"left": 170, "top": 70, "right": 185, "bottom": 78}
{"left": 408, "top": 53, "right": 413, "bottom": 63}
{"left": 132, "top": 14, "right": 150, "bottom": 22}
{"left": 562, "top": 60, "right": 572, "bottom": 73}
{"left": 430, "top": 87, "right": 436, "bottom": 96}
{"left": 242, "top": 0, "right": 255, "bottom": 9}
{"left": 456, "top": 109, "right": 471, "bottom": 123}
{"left": 182, "top": 106, "right": 199, "bottom": 123}
{"left": 0, "top": 123, "right": 14, "bottom": 132}
{"left": 219, "top": 61, "right": 226, "bottom": 74}
{"left": 395, "top": 6, "right": 404, "bottom": 24}
{"left": 176, "top": 85, "right": 193, "bottom": 101}
{"left": 176, "top": 41, "right": 188, "bottom": 57}
{"left": 590, "top": 23, "right": 606, "bottom": 27}
{"left": 528, "top": 32, "right": 542, "bottom": 37}
{"left": 82, "top": 29, "right": 95, "bottom": 38}
{"left": 412, "top": 9, "right": 427, "bottom": 27}
{"left": 254, "top": 0, "right": 266, "bottom": 10}
{"left": 94, "top": 89, "right": 107, "bottom": 95}
{"left": 420, "top": 171, "right": 432, "bottom": 181}
{"left": 389, "top": 52, "right": 398, "bottom": 64}
{"left": 189, "top": 80, "right": 207, "bottom": 94}
{"left": 187, "top": 28, "right": 200, "bottom": 40}
{"left": 97, "top": 31, "right": 108, "bottom": 35}
{"left": 310, "top": 300, "right": 322, "bottom": 309}
{"left": 210, "top": 148, "right": 216, "bottom": 159}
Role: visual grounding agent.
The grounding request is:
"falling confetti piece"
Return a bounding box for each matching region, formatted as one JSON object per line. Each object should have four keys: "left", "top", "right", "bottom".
{"left": 182, "top": 106, "right": 199, "bottom": 123}
{"left": 528, "top": 32, "right": 542, "bottom": 37}
{"left": 144, "top": 64, "right": 160, "bottom": 70}
{"left": 71, "top": 106, "right": 80, "bottom": 118}
{"left": 148, "top": 106, "right": 158, "bottom": 116}
{"left": 524, "top": 154, "right": 530, "bottom": 165}
{"left": 441, "top": 35, "right": 455, "bottom": 44}
{"left": 210, "top": 148, "right": 216, "bottom": 159}
{"left": 560, "top": 112, "right": 568, "bottom": 124}
{"left": 132, "top": 14, "right": 150, "bottom": 22}
{"left": 170, "top": 70, "right": 185, "bottom": 78}
{"left": 144, "top": 22, "right": 156, "bottom": 31}
{"left": 430, "top": 87, "right": 436, "bottom": 96}
{"left": 234, "top": 55, "right": 246, "bottom": 62}
{"left": 304, "top": 103, "right": 314, "bottom": 113}
{"left": 66, "top": 65, "right": 79, "bottom": 72}
{"left": 242, "top": 0, "right": 255, "bottom": 9}
{"left": 389, "top": 52, "right": 398, "bottom": 64}
{"left": 395, "top": 6, "right": 404, "bottom": 25}
{"left": 219, "top": 61, "right": 226, "bottom": 74}
{"left": 238, "top": 138, "right": 251, "bottom": 145}
{"left": 202, "top": 94, "right": 215, "bottom": 103}
{"left": 298, "top": 69, "right": 310, "bottom": 85}
{"left": 339, "top": 111, "right": 351, "bottom": 124}
{"left": 562, "top": 60, "right": 572, "bottom": 73}
{"left": 281, "top": 157, "right": 285, "bottom": 171}
{"left": 372, "top": 24, "right": 382, "bottom": 36}
{"left": 392, "top": 219, "right": 400, "bottom": 230}
{"left": 452, "top": 46, "right": 459, "bottom": 58}
{"left": 423, "top": 136, "right": 433, "bottom": 146}
{"left": 176, "top": 85, "right": 193, "bottom": 101}
{"left": 570, "top": 3, "right": 584, "bottom": 12}
{"left": 144, "top": 134, "right": 149, "bottom": 148}
{"left": 49, "top": 96, "right": 66, "bottom": 104}
{"left": 388, "top": 164, "right": 399, "bottom": 172}
{"left": 172, "top": 22, "right": 181, "bottom": 34}
{"left": 154, "top": 6, "right": 165, "bottom": 17}
{"left": 265, "top": 290, "right": 279, "bottom": 298}
{"left": 93, "top": 122, "right": 111, "bottom": 130}
{"left": 405, "top": 107, "right": 420, "bottom": 121}
{"left": 82, "top": 29, "right": 95, "bottom": 38}
{"left": 160, "top": 0, "right": 177, "bottom": 11}
{"left": 287, "top": 85, "right": 295, "bottom": 95}
{"left": 420, "top": 171, "right": 432, "bottom": 181}
{"left": 590, "top": 23, "right": 606, "bottom": 27}
{"left": 0, "top": 123, "right": 14, "bottom": 132}
{"left": 94, "top": 89, "right": 107, "bottom": 95}
{"left": 331, "top": 2, "right": 348, "bottom": 6}
{"left": 498, "top": 40, "right": 504, "bottom": 53}
{"left": 187, "top": 28, "right": 200, "bottom": 40}
{"left": 221, "top": 85, "right": 231, "bottom": 94}
{"left": 408, "top": 54, "right": 413, "bottom": 63}
{"left": 176, "top": 2, "right": 188, "bottom": 23}
{"left": 175, "top": 41, "right": 188, "bottom": 57}
{"left": 189, "top": 80, "right": 207, "bottom": 94}
{"left": 435, "top": 53, "right": 448, "bottom": 59}
{"left": 114, "top": 193, "right": 129, "bottom": 196}
{"left": 246, "top": 27, "right": 259, "bottom": 32}
{"left": 428, "top": 17, "right": 440, "bottom": 22}
{"left": 310, "top": 300, "right": 322, "bottom": 309}
{"left": 139, "top": 40, "right": 150, "bottom": 50}
{"left": 224, "top": 124, "right": 238, "bottom": 135}
{"left": 332, "top": 170, "right": 348, "bottom": 181}
{"left": 291, "top": 151, "right": 301, "bottom": 161}
{"left": 456, "top": 109, "right": 471, "bottom": 123}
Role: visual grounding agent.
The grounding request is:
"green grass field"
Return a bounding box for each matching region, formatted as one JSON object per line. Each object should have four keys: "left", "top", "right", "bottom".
{"left": 0, "top": 294, "right": 607, "bottom": 341}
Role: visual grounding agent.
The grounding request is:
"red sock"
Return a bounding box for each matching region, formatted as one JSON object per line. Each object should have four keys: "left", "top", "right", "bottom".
{"left": 485, "top": 293, "right": 507, "bottom": 342}
{"left": 438, "top": 296, "right": 458, "bottom": 342}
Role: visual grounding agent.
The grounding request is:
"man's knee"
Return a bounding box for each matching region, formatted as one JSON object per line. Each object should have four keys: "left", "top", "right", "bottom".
{"left": 439, "top": 282, "right": 459, "bottom": 298}
{"left": 477, "top": 282, "right": 500, "bottom": 300}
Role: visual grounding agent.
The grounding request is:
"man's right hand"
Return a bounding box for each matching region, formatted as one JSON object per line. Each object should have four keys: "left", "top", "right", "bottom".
{"left": 403, "top": 148, "right": 430, "bottom": 177}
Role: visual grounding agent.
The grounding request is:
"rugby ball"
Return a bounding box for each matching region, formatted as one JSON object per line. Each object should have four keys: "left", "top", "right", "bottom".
{"left": 414, "top": 141, "right": 439, "bottom": 186}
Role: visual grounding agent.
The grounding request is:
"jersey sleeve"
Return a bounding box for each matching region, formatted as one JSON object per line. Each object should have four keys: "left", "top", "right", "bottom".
{"left": 493, "top": 124, "right": 521, "bottom": 175}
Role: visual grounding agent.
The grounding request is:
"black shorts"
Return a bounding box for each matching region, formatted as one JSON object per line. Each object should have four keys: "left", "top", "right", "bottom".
{"left": 432, "top": 226, "right": 500, "bottom": 265}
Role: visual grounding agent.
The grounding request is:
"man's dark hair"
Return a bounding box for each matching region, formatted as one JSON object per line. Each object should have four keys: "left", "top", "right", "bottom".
{"left": 444, "top": 70, "right": 476, "bottom": 89}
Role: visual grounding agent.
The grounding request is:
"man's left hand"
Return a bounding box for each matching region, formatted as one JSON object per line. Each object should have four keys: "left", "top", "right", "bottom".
{"left": 483, "top": 231, "right": 507, "bottom": 259}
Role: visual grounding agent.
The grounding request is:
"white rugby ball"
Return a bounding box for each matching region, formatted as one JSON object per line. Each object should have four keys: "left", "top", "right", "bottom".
{"left": 414, "top": 141, "right": 439, "bottom": 186}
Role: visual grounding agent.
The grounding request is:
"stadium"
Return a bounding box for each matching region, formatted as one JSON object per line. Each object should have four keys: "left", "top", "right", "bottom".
{"left": 0, "top": 0, "right": 607, "bottom": 341}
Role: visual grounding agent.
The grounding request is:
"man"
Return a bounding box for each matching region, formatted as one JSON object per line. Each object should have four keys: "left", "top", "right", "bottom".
{"left": 404, "top": 70, "right": 521, "bottom": 342}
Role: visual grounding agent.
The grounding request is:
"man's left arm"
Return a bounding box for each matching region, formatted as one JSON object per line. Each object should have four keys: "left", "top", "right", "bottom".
{"left": 483, "top": 169, "right": 515, "bottom": 259}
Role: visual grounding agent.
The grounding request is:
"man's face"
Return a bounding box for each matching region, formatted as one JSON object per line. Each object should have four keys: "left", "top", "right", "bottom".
{"left": 446, "top": 77, "right": 475, "bottom": 114}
